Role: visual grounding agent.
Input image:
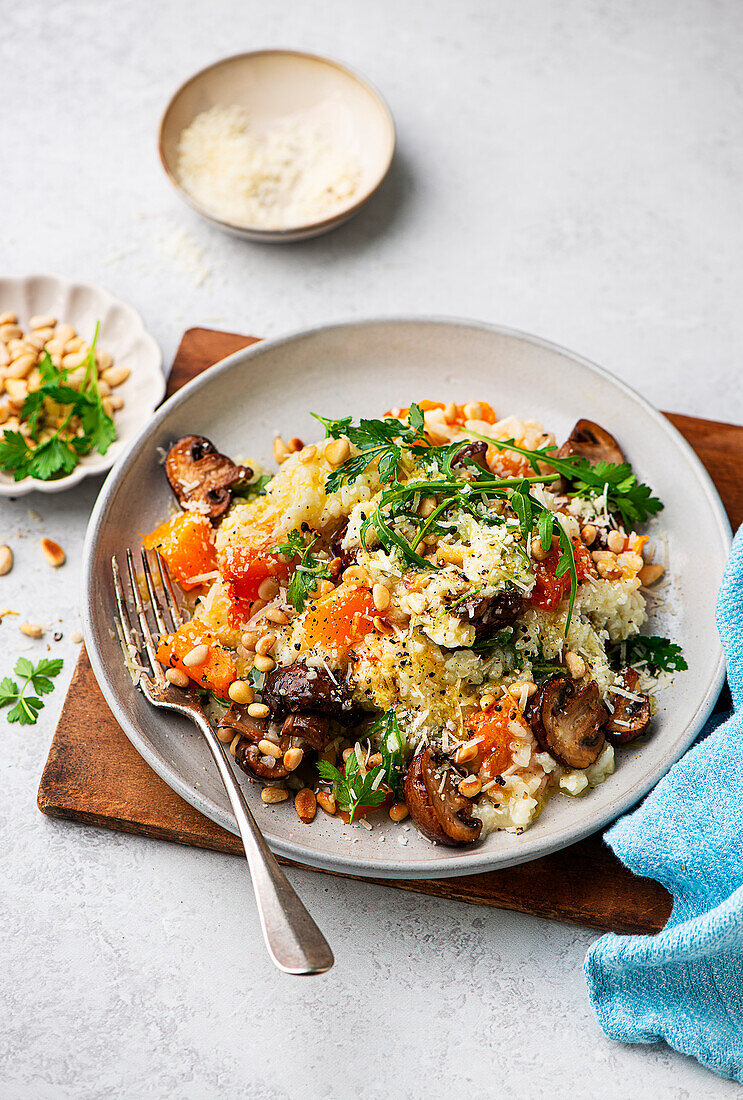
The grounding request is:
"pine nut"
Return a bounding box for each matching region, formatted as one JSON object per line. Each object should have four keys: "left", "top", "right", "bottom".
{"left": 294, "top": 788, "right": 317, "bottom": 822}
{"left": 507, "top": 680, "right": 537, "bottom": 701}
{"left": 639, "top": 563, "right": 665, "bottom": 587}
{"left": 618, "top": 552, "right": 644, "bottom": 573}
{"left": 97, "top": 380, "right": 111, "bottom": 397}
{"left": 531, "top": 536, "right": 550, "bottom": 561}
{"left": 101, "top": 365, "right": 130, "bottom": 388}
{"left": 228, "top": 680, "right": 254, "bottom": 705}
{"left": 0, "top": 324, "right": 22, "bottom": 341}
{"left": 266, "top": 608, "right": 289, "bottom": 625}
{"left": 102, "top": 398, "right": 114, "bottom": 417}
{"left": 182, "top": 644, "right": 209, "bottom": 668}
{"left": 216, "top": 723, "right": 236, "bottom": 743}
{"left": 261, "top": 787, "right": 289, "bottom": 804}
{"left": 33, "top": 328, "right": 56, "bottom": 344}
{"left": 444, "top": 401, "right": 457, "bottom": 424}
{"left": 7, "top": 354, "right": 36, "bottom": 379}
{"left": 317, "top": 790, "right": 337, "bottom": 815}
{"left": 325, "top": 437, "right": 351, "bottom": 466}
{"left": 257, "top": 576, "right": 279, "bottom": 602}
{"left": 95, "top": 349, "right": 113, "bottom": 370}
{"left": 0, "top": 546, "right": 12, "bottom": 575}
{"left": 273, "top": 437, "right": 290, "bottom": 464}
{"left": 436, "top": 544, "right": 465, "bottom": 566}
{"left": 62, "top": 352, "right": 86, "bottom": 370}
{"left": 298, "top": 445, "right": 317, "bottom": 464}
{"left": 607, "top": 530, "right": 625, "bottom": 553}
{"left": 0, "top": 311, "right": 17, "bottom": 325}
{"left": 407, "top": 593, "right": 427, "bottom": 615}
{"left": 165, "top": 667, "right": 189, "bottom": 687}
{"left": 20, "top": 623, "right": 43, "bottom": 638}
{"left": 459, "top": 776, "right": 482, "bottom": 798}
{"left": 248, "top": 599, "right": 267, "bottom": 619}
{"left": 564, "top": 651, "right": 586, "bottom": 680}
{"left": 342, "top": 566, "right": 367, "bottom": 586}
{"left": 288, "top": 437, "right": 304, "bottom": 453}
{"left": 418, "top": 496, "right": 437, "bottom": 518}
{"left": 258, "top": 739, "right": 282, "bottom": 759}
{"left": 254, "top": 654, "right": 275, "bottom": 673}
{"left": 455, "top": 738, "right": 481, "bottom": 764}
{"left": 284, "top": 747, "right": 303, "bottom": 771}
{"left": 248, "top": 702, "right": 270, "bottom": 719}
{"left": 29, "top": 314, "right": 56, "bottom": 330}
{"left": 54, "top": 323, "right": 75, "bottom": 344}
{"left": 0, "top": 343, "right": 8, "bottom": 366}
{"left": 44, "top": 338, "right": 65, "bottom": 357}
{"left": 108, "top": 395, "right": 124, "bottom": 411}
{"left": 367, "top": 752, "right": 383, "bottom": 768}
{"left": 41, "top": 538, "right": 65, "bottom": 568}
{"left": 255, "top": 632, "right": 276, "bottom": 656}
{"left": 64, "top": 336, "right": 85, "bottom": 355}
{"left": 241, "top": 632, "right": 259, "bottom": 651}
{"left": 479, "top": 693, "right": 496, "bottom": 709}
{"left": 342, "top": 746, "right": 354, "bottom": 763}
{"left": 581, "top": 524, "right": 597, "bottom": 546}
{"left": 229, "top": 735, "right": 241, "bottom": 756}
{"left": 5, "top": 379, "right": 28, "bottom": 403}
{"left": 389, "top": 802, "right": 409, "bottom": 822}
{"left": 464, "top": 402, "right": 483, "bottom": 421}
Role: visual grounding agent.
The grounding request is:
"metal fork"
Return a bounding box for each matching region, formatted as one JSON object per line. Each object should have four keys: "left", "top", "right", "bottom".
{"left": 112, "top": 547, "right": 334, "bottom": 976}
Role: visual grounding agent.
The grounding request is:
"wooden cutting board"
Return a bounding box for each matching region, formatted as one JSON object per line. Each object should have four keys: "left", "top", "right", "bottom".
{"left": 38, "top": 327, "right": 742, "bottom": 935}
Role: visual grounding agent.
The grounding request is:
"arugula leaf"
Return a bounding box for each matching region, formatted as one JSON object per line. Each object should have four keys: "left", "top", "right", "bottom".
{"left": 270, "top": 530, "right": 331, "bottom": 612}
{"left": 0, "top": 656, "right": 64, "bottom": 725}
{"left": 317, "top": 753, "right": 388, "bottom": 822}
{"left": 615, "top": 635, "right": 687, "bottom": 674}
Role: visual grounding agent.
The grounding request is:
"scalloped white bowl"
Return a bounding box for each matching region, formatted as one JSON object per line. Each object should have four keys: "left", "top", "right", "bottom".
{"left": 0, "top": 274, "right": 163, "bottom": 496}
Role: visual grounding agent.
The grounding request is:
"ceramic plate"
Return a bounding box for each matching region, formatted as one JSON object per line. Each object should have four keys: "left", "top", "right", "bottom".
{"left": 159, "top": 50, "right": 395, "bottom": 242}
{"left": 0, "top": 274, "right": 164, "bottom": 496}
{"left": 82, "top": 319, "right": 730, "bottom": 879}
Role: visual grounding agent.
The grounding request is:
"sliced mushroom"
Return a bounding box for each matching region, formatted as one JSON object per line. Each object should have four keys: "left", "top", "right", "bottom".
{"left": 606, "top": 667, "right": 651, "bottom": 744}
{"left": 556, "top": 419, "right": 625, "bottom": 467}
{"left": 218, "top": 705, "right": 289, "bottom": 780}
{"left": 165, "top": 435, "right": 252, "bottom": 521}
{"left": 452, "top": 440, "right": 490, "bottom": 475}
{"left": 526, "top": 674, "right": 607, "bottom": 768}
{"left": 263, "top": 661, "right": 354, "bottom": 719}
{"left": 454, "top": 587, "right": 524, "bottom": 643}
{"left": 403, "top": 747, "right": 483, "bottom": 847}
{"left": 281, "top": 712, "right": 331, "bottom": 750}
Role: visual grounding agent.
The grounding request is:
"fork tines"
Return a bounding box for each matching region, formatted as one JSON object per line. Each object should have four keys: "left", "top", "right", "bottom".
{"left": 112, "top": 548, "right": 183, "bottom": 688}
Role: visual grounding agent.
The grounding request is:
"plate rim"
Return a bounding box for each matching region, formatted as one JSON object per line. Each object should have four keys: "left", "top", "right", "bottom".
{"left": 82, "top": 315, "right": 731, "bottom": 879}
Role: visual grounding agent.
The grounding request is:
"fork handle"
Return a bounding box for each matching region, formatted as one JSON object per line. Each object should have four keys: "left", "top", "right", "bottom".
{"left": 192, "top": 712, "right": 334, "bottom": 976}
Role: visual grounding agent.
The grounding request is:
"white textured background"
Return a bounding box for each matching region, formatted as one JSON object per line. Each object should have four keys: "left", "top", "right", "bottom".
{"left": 2, "top": 1, "right": 743, "bottom": 1097}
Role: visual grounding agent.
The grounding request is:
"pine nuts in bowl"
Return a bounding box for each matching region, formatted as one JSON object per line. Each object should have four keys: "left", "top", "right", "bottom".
{"left": 0, "top": 274, "right": 163, "bottom": 496}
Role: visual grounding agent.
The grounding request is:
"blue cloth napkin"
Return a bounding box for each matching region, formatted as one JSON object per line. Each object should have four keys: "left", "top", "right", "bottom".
{"left": 584, "top": 524, "right": 743, "bottom": 1083}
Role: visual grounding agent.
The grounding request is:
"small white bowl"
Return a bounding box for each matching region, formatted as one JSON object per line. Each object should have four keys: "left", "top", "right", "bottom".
{"left": 0, "top": 274, "right": 164, "bottom": 496}
{"left": 158, "top": 50, "right": 396, "bottom": 242}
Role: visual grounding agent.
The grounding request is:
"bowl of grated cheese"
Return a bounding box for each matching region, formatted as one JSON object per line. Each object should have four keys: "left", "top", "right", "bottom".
{"left": 159, "top": 50, "right": 396, "bottom": 242}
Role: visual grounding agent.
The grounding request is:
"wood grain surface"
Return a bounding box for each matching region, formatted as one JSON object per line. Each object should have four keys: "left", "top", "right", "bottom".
{"left": 39, "top": 326, "right": 741, "bottom": 935}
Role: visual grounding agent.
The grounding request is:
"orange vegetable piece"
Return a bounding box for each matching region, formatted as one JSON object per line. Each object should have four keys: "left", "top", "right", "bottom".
{"left": 220, "top": 536, "right": 290, "bottom": 609}
{"left": 388, "top": 400, "right": 497, "bottom": 427}
{"left": 467, "top": 700, "right": 518, "bottom": 778}
{"left": 530, "top": 540, "right": 596, "bottom": 611}
{"left": 156, "top": 619, "right": 235, "bottom": 699}
{"left": 143, "top": 513, "right": 217, "bottom": 591}
{"left": 303, "top": 585, "right": 378, "bottom": 655}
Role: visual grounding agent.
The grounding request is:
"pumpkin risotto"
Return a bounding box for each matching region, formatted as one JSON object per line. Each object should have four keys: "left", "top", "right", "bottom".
{"left": 141, "top": 400, "right": 685, "bottom": 846}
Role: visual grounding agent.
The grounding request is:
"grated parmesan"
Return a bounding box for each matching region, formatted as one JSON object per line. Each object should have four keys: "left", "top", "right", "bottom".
{"left": 176, "top": 105, "right": 361, "bottom": 229}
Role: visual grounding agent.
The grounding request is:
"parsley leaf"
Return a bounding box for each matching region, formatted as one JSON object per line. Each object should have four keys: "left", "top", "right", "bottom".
{"left": 614, "top": 635, "right": 687, "bottom": 674}
{"left": 0, "top": 656, "right": 64, "bottom": 725}
{"left": 317, "top": 751, "right": 388, "bottom": 822}
{"left": 270, "top": 530, "right": 331, "bottom": 612}
{"left": 313, "top": 405, "right": 429, "bottom": 491}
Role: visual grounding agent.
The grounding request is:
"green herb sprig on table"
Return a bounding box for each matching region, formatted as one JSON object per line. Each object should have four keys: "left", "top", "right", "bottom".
{"left": 269, "top": 529, "right": 331, "bottom": 613}
{"left": 0, "top": 323, "right": 116, "bottom": 482}
{"left": 0, "top": 657, "right": 64, "bottom": 725}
